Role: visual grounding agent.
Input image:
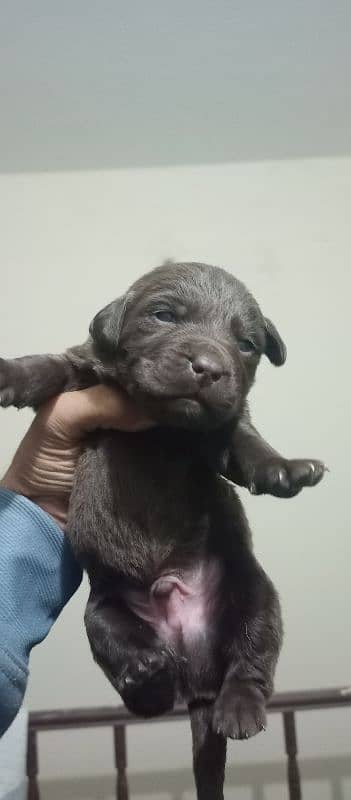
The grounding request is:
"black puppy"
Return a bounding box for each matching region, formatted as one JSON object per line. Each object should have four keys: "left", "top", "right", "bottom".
{"left": 0, "top": 262, "right": 325, "bottom": 799}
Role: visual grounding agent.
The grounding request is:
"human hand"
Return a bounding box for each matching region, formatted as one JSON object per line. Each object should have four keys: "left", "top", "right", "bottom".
{"left": 1, "top": 385, "right": 153, "bottom": 527}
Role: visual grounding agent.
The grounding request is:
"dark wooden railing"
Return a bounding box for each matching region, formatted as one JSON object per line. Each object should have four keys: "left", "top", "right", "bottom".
{"left": 27, "top": 685, "right": 351, "bottom": 800}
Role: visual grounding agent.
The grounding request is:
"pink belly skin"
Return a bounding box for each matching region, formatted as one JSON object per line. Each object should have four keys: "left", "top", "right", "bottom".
{"left": 122, "top": 558, "right": 223, "bottom": 647}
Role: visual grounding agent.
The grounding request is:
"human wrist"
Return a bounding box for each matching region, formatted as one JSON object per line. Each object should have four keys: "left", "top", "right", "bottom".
{"left": 0, "top": 468, "right": 68, "bottom": 528}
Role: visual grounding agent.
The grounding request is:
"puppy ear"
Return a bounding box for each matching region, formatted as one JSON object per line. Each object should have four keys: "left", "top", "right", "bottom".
{"left": 264, "top": 318, "right": 287, "bottom": 366}
{"left": 89, "top": 296, "right": 127, "bottom": 354}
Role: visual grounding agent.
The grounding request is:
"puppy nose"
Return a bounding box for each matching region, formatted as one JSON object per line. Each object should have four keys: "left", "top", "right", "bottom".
{"left": 191, "top": 354, "right": 224, "bottom": 383}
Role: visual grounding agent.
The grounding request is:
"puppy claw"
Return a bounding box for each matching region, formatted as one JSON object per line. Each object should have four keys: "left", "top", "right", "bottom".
{"left": 278, "top": 468, "right": 290, "bottom": 489}
{"left": 122, "top": 675, "right": 134, "bottom": 687}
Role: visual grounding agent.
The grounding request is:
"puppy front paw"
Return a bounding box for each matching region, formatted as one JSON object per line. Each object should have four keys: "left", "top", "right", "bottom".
{"left": 249, "top": 457, "right": 326, "bottom": 498}
{"left": 212, "top": 684, "right": 266, "bottom": 740}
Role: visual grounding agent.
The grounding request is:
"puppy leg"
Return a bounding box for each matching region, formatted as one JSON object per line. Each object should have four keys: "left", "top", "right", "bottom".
{"left": 228, "top": 405, "right": 325, "bottom": 498}
{"left": 189, "top": 702, "right": 226, "bottom": 800}
{"left": 212, "top": 562, "right": 282, "bottom": 740}
{"left": 0, "top": 342, "right": 97, "bottom": 409}
{"left": 85, "top": 590, "right": 176, "bottom": 717}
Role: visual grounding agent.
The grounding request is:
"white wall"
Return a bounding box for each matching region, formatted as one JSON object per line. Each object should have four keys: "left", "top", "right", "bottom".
{"left": 1, "top": 1, "right": 351, "bottom": 172}
{"left": 0, "top": 157, "right": 350, "bottom": 799}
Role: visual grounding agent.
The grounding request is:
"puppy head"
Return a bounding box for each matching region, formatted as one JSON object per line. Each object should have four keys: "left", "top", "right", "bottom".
{"left": 90, "top": 261, "right": 286, "bottom": 429}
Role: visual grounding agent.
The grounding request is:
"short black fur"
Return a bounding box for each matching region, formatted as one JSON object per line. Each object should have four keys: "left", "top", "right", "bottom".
{"left": 0, "top": 261, "right": 325, "bottom": 799}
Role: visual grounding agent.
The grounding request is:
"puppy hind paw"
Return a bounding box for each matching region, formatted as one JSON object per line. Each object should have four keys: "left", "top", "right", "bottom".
{"left": 116, "top": 649, "right": 171, "bottom": 694}
{"left": 212, "top": 686, "right": 267, "bottom": 741}
{"left": 117, "top": 650, "right": 176, "bottom": 718}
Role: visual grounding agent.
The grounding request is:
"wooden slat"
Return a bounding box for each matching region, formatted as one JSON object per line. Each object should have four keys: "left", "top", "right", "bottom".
{"left": 114, "top": 725, "right": 129, "bottom": 800}
{"left": 283, "top": 711, "right": 302, "bottom": 800}
{"left": 27, "top": 729, "right": 40, "bottom": 800}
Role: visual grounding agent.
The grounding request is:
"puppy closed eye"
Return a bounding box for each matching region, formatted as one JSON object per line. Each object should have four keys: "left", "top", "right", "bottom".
{"left": 153, "top": 310, "right": 177, "bottom": 323}
{"left": 237, "top": 338, "right": 257, "bottom": 354}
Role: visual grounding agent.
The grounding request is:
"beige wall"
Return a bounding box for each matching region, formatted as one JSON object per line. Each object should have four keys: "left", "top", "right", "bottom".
{"left": 0, "top": 157, "right": 350, "bottom": 798}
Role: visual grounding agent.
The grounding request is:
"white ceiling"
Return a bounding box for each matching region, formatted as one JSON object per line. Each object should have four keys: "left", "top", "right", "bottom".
{"left": 1, "top": 0, "right": 350, "bottom": 172}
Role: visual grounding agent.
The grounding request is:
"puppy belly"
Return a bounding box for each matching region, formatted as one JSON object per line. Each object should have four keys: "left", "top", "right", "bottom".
{"left": 122, "top": 558, "right": 222, "bottom": 647}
